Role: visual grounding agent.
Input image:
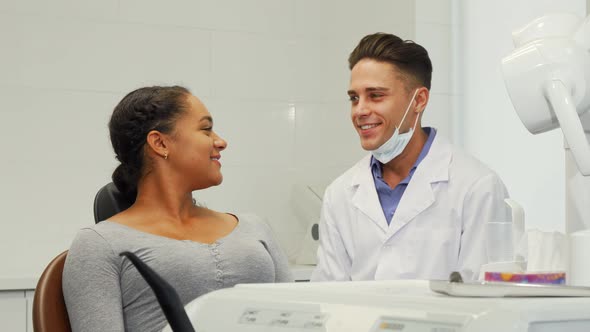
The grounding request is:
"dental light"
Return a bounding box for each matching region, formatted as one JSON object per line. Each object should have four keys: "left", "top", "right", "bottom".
{"left": 502, "top": 13, "right": 590, "bottom": 174}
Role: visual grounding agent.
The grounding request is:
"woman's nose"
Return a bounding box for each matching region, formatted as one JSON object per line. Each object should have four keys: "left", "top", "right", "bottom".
{"left": 213, "top": 133, "right": 227, "bottom": 151}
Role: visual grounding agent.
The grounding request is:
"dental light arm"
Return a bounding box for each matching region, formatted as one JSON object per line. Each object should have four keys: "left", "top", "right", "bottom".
{"left": 502, "top": 13, "right": 590, "bottom": 175}
{"left": 545, "top": 80, "right": 590, "bottom": 175}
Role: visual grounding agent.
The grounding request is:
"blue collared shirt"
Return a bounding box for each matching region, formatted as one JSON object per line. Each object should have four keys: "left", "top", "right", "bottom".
{"left": 370, "top": 127, "right": 437, "bottom": 225}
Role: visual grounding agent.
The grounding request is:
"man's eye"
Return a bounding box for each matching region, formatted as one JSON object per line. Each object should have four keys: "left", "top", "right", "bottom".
{"left": 348, "top": 95, "right": 359, "bottom": 102}
{"left": 370, "top": 93, "right": 383, "bottom": 99}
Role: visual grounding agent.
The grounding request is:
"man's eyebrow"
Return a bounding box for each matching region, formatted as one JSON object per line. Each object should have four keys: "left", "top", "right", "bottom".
{"left": 365, "top": 87, "right": 389, "bottom": 92}
{"left": 347, "top": 87, "right": 390, "bottom": 95}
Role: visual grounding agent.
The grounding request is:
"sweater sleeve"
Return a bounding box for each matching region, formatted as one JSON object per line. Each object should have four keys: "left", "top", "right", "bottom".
{"left": 62, "top": 228, "right": 125, "bottom": 332}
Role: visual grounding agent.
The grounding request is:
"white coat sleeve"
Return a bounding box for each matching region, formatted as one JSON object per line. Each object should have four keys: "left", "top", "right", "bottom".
{"left": 458, "top": 172, "right": 510, "bottom": 281}
{"left": 310, "top": 187, "right": 353, "bottom": 281}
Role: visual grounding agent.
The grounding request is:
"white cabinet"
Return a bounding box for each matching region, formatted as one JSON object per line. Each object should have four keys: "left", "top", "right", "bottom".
{"left": 0, "top": 291, "right": 27, "bottom": 332}
{"left": 0, "top": 278, "right": 36, "bottom": 332}
{"left": 26, "top": 291, "right": 35, "bottom": 332}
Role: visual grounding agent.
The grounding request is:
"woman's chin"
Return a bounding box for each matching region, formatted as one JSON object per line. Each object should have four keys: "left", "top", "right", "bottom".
{"left": 213, "top": 175, "right": 223, "bottom": 186}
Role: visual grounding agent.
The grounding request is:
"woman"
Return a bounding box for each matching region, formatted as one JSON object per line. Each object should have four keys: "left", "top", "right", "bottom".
{"left": 63, "top": 86, "right": 292, "bottom": 332}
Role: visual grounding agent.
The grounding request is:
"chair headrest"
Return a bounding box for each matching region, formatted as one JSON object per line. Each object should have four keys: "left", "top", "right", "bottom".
{"left": 93, "top": 182, "right": 132, "bottom": 223}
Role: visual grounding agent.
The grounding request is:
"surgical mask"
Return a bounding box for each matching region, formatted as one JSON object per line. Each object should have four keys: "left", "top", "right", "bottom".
{"left": 371, "top": 89, "right": 420, "bottom": 164}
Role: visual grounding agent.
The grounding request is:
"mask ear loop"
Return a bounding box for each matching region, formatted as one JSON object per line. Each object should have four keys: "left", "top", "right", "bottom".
{"left": 397, "top": 89, "right": 420, "bottom": 130}
{"left": 411, "top": 106, "right": 422, "bottom": 130}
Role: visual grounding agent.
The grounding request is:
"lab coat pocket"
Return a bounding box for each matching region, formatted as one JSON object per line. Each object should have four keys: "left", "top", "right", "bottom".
{"left": 404, "top": 226, "right": 460, "bottom": 279}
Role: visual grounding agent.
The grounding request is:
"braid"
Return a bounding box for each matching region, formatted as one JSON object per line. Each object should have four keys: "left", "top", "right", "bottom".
{"left": 109, "top": 86, "right": 190, "bottom": 203}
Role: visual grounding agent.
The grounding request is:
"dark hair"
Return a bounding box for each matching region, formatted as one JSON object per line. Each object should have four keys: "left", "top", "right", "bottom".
{"left": 348, "top": 32, "right": 432, "bottom": 90}
{"left": 109, "top": 86, "right": 190, "bottom": 203}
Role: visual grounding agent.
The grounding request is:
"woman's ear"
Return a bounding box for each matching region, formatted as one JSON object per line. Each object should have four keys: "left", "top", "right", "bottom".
{"left": 146, "top": 130, "right": 169, "bottom": 159}
{"left": 414, "top": 87, "right": 430, "bottom": 113}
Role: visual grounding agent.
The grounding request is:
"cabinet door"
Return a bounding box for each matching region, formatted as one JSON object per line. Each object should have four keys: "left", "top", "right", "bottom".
{"left": 0, "top": 291, "right": 26, "bottom": 332}
{"left": 26, "top": 291, "right": 34, "bottom": 332}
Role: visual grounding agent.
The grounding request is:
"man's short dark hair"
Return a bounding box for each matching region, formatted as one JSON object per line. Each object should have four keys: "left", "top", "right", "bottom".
{"left": 348, "top": 32, "right": 432, "bottom": 91}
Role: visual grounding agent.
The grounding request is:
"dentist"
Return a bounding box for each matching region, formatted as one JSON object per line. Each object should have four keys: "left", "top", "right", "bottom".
{"left": 311, "top": 33, "right": 510, "bottom": 282}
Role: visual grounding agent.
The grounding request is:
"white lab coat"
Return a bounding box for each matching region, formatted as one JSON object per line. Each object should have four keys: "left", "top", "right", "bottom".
{"left": 311, "top": 134, "right": 510, "bottom": 282}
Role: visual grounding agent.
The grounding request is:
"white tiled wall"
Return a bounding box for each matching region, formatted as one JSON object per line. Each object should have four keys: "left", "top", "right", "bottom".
{"left": 415, "top": 0, "right": 454, "bottom": 138}
{"left": 0, "top": 0, "right": 453, "bottom": 280}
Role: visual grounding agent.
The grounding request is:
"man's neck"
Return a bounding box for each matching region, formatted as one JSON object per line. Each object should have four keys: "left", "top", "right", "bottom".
{"left": 381, "top": 127, "right": 428, "bottom": 187}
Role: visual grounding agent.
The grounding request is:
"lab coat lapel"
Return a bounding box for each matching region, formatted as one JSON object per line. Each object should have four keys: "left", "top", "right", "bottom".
{"left": 351, "top": 155, "right": 389, "bottom": 232}
{"left": 386, "top": 135, "right": 451, "bottom": 239}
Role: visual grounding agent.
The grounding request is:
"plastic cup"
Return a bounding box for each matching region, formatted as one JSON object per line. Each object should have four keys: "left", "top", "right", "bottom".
{"left": 486, "top": 221, "right": 514, "bottom": 263}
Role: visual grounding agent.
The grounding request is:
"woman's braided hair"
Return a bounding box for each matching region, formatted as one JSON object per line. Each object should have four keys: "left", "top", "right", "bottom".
{"left": 108, "top": 86, "right": 190, "bottom": 203}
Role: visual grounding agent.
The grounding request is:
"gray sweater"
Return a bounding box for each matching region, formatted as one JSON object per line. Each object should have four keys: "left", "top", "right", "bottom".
{"left": 62, "top": 214, "right": 293, "bottom": 332}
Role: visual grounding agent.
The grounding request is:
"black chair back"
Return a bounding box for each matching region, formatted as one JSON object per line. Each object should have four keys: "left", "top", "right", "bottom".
{"left": 93, "top": 182, "right": 132, "bottom": 223}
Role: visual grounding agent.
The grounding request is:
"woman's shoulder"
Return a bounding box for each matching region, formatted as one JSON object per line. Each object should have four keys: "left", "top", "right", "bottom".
{"left": 64, "top": 223, "right": 126, "bottom": 274}
{"left": 68, "top": 222, "right": 133, "bottom": 258}
{"left": 71, "top": 221, "right": 123, "bottom": 242}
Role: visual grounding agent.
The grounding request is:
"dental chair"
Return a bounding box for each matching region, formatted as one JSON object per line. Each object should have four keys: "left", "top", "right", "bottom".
{"left": 93, "top": 182, "right": 132, "bottom": 223}
{"left": 32, "top": 250, "right": 72, "bottom": 332}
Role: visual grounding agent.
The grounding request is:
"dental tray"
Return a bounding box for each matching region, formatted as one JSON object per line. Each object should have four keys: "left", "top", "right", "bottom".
{"left": 430, "top": 280, "right": 590, "bottom": 297}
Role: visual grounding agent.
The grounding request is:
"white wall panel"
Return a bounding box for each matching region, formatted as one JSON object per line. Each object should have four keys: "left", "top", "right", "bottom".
{"left": 203, "top": 99, "right": 296, "bottom": 167}
{"left": 0, "top": 14, "right": 211, "bottom": 95}
{"left": 0, "top": 0, "right": 118, "bottom": 20}
{"left": 294, "top": 0, "right": 414, "bottom": 38}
